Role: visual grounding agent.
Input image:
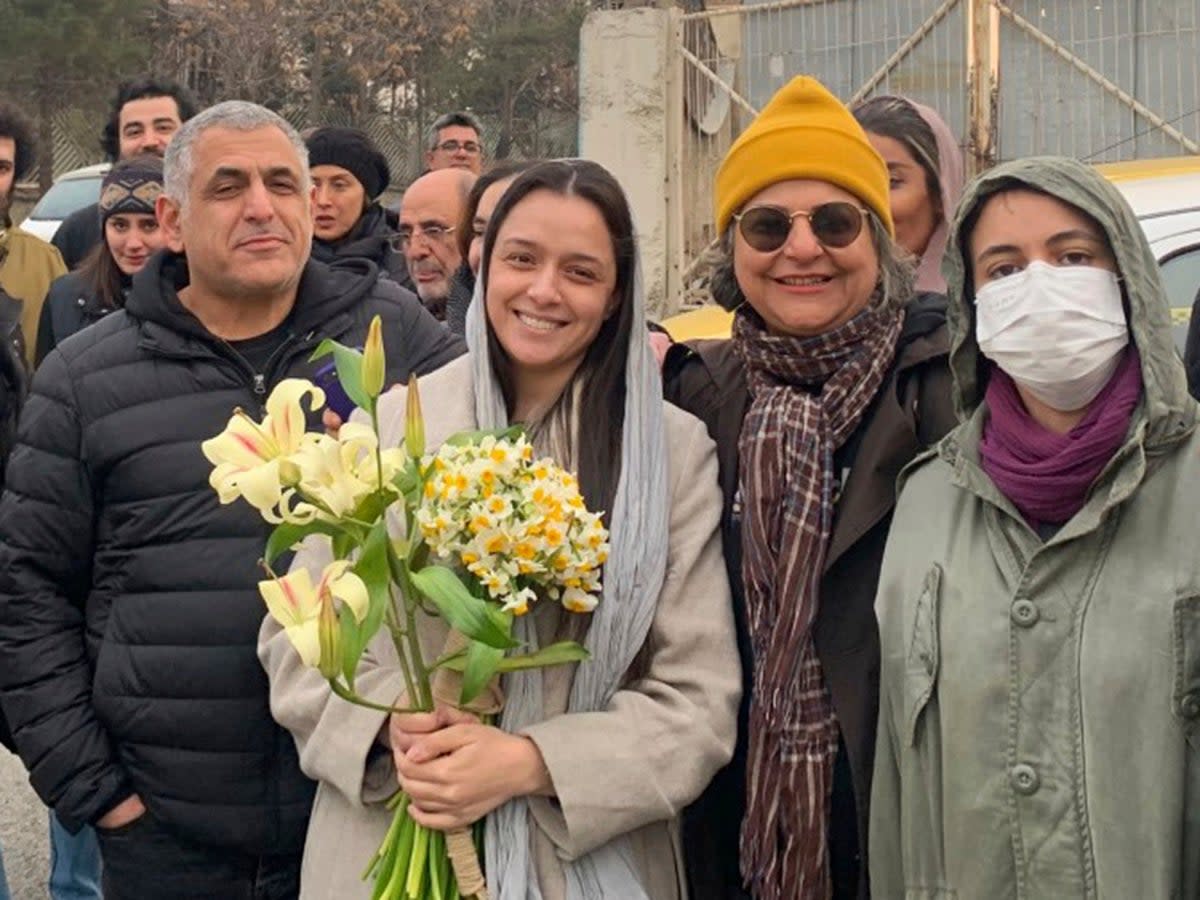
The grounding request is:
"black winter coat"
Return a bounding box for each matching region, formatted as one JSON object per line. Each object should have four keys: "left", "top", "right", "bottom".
{"left": 663, "top": 295, "right": 956, "bottom": 900}
{"left": 50, "top": 202, "right": 103, "bottom": 271}
{"left": 311, "top": 204, "right": 414, "bottom": 293}
{"left": 0, "top": 251, "right": 464, "bottom": 850}
{"left": 0, "top": 287, "right": 27, "bottom": 754}
{"left": 35, "top": 270, "right": 119, "bottom": 367}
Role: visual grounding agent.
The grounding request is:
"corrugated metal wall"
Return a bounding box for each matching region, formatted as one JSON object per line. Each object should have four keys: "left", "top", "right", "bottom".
{"left": 737, "top": 0, "right": 1198, "bottom": 162}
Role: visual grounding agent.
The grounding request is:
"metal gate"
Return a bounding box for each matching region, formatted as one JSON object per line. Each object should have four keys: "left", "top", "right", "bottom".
{"left": 671, "top": 0, "right": 1200, "bottom": 309}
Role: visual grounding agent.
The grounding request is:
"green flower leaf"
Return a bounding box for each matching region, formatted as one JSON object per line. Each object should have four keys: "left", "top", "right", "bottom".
{"left": 310, "top": 339, "right": 371, "bottom": 413}
{"left": 441, "top": 424, "right": 527, "bottom": 447}
{"left": 460, "top": 641, "right": 504, "bottom": 704}
{"left": 351, "top": 521, "right": 393, "bottom": 659}
{"left": 436, "top": 640, "right": 590, "bottom": 673}
{"left": 409, "top": 565, "right": 517, "bottom": 649}
{"left": 263, "top": 520, "right": 341, "bottom": 566}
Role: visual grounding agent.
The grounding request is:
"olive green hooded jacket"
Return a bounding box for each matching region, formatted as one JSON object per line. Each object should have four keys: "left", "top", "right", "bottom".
{"left": 869, "top": 157, "right": 1200, "bottom": 900}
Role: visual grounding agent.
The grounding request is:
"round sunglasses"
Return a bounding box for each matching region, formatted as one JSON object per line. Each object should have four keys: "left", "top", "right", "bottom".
{"left": 732, "top": 201, "right": 869, "bottom": 252}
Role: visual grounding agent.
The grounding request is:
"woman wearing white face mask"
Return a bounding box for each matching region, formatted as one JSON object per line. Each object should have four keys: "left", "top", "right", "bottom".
{"left": 870, "top": 157, "right": 1200, "bottom": 899}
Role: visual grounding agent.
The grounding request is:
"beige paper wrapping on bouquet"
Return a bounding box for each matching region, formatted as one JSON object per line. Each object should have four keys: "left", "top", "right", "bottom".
{"left": 430, "top": 629, "right": 503, "bottom": 900}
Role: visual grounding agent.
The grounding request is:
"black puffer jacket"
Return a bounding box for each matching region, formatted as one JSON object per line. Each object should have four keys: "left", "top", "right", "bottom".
{"left": 35, "top": 270, "right": 121, "bottom": 366}
{"left": 0, "top": 251, "right": 464, "bottom": 850}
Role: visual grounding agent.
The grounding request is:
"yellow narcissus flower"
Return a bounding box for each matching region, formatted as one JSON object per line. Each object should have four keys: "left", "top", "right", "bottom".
{"left": 417, "top": 435, "right": 608, "bottom": 614}
{"left": 259, "top": 560, "right": 369, "bottom": 668}
{"left": 562, "top": 587, "right": 599, "bottom": 614}
{"left": 502, "top": 587, "right": 537, "bottom": 616}
{"left": 202, "top": 379, "right": 325, "bottom": 512}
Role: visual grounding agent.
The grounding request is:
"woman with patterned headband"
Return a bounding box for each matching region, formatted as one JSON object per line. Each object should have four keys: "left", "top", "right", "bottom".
{"left": 35, "top": 155, "right": 166, "bottom": 365}
{"left": 663, "top": 76, "right": 957, "bottom": 900}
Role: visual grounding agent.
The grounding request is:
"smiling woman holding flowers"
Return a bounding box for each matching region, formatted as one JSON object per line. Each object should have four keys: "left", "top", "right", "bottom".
{"left": 258, "top": 158, "right": 742, "bottom": 899}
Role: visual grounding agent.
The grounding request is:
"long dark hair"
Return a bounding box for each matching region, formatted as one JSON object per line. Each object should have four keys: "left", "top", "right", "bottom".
{"left": 853, "top": 95, "right": 942, "bottom": 210}
{"left": 76, "top": 242, "right": 127, "bottom": 312}
{"left": 479, "top": 159, "right": 637, "bottom": 519}
{"left": 457, "top": 160, "right": 539, "bottom": 262}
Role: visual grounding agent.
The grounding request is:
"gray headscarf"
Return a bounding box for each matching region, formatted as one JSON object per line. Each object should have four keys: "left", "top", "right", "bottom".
{"left": 464, "top": 174, "right": 670, "bottom": 899}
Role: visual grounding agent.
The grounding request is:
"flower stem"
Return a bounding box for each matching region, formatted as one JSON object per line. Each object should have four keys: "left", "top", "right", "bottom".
{"left": 327, "top": 679, "right": 426, "bottom": 715}
{"left": 406, "top": 824, "right": 430, "bottom": 898}
{"left": 383, "top": 595, "right": 419, "bottom": 712}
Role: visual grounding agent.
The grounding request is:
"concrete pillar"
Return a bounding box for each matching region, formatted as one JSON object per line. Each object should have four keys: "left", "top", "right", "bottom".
{"left": 579, "top": 7, "right": 683, "bottom": 318}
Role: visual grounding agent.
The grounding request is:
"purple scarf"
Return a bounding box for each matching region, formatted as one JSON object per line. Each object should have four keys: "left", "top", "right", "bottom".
{"left": 979, "top": 349, "right": 1143, "bottom": 528}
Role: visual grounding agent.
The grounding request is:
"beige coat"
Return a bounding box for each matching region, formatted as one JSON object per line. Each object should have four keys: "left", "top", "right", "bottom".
{"left": 259, "top": 355, "right": 742, "bottom": 900}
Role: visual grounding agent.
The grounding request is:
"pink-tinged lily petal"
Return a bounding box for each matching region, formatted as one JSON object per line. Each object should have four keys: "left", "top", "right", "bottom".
{"left": 202, "top": 413, "right": 276, "bottom": 468}
{"left": 327, "top": 567, "right": 369, "bottom": 624}
{"left": 277, "top": 490, "right": 320, "bottom": 525}
{"left": 337, "top": 421, "right": 378, "bottom": 452}
{"left": 284, "top": 620, "right": 321, "bottom": 667}
{"left": 260, "top": 568, "right": 320, "bottom": 625}
{"left": 209, "top": 462, "right": 251, "bottom": 504}
{"left": 266, "top": 379, "right": 326, "bottom": 455}
{"left": 260, "top": 571, "right": 322, "bottom": 668}
{"left": 237, "top": 458, "right": 284, "bottom": 513}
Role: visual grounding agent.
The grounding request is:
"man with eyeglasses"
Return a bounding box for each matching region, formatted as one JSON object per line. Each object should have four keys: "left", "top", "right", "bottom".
{"left": 397, "top": 167, "right": 476, "bottom": 320}
{"left": 424, "top": 111, "right": 484, "bottom": 175}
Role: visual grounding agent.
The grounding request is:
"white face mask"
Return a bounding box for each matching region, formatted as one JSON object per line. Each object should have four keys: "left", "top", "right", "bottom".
{"left": 974, "top": 260, "right": 1129, "bottom": 411}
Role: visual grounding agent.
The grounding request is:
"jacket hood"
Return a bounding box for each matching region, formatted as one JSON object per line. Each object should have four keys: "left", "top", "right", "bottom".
{"left": 126, "top": 250, "right": 381, "bottom": 342}
{"left": 942, "top": 155, "right": 1196, "bottom": 444}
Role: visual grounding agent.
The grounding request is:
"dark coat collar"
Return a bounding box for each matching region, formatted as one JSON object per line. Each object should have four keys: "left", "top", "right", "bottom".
{"left": 126, "top": 250, "right": 380, "bottom": 348}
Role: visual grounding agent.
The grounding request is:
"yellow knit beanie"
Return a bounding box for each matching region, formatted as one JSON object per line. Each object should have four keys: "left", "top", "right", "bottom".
{"left": 714, "top": 76, "right": 893, "bottom": 237}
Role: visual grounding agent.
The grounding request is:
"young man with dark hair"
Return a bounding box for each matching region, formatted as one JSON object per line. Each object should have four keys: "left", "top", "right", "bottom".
{"left": 0, "top": 100, "right": 65, "bottom": 367}
{"left": 51, "top": 76, "right": 197, "bottom": 269}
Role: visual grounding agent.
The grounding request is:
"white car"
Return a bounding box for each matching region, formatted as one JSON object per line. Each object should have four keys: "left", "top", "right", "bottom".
{"left": 19, "top": 163, "right": 111, "bottom": 243}
{"left": 1094, "top": 157, "right": 1200, "bottom": 353}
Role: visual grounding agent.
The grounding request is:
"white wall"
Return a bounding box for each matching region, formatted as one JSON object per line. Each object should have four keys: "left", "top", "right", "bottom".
{"left": 579, "top": 8, "right": 682, "bottom": 318}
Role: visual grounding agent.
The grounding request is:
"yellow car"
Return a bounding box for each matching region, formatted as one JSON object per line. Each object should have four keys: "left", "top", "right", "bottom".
{"left": 664, "top": 155, "right": 1200, "bottom": 350}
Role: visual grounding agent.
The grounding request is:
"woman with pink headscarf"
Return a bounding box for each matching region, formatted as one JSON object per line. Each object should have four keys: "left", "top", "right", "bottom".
{"left": 854, "top": 96, "right": 965, "bottom": 294}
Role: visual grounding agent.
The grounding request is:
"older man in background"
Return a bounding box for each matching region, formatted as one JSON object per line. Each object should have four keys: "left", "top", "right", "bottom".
{"left": 398, "top": 167, "right": 475, "bottom": 322}
{"left": 424, "top": 111, "right": 484, "bottom": 174}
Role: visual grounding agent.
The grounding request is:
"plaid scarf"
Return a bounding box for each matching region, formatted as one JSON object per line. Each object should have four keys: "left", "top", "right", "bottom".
{"left": 734, "top": 302, "right": 904, "bottom": 900}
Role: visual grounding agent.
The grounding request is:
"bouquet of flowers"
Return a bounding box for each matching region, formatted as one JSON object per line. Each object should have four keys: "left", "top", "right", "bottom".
{"left": 201, "top": 317, "right": 608, "bottom": 900}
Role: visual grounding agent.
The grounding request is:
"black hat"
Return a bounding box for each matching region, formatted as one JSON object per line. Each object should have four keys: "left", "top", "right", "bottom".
{"left": 306, "top": 127, "right": 391, "bottom": 200}
{"left": 98, "top": 155, "right": 164, "bottom": 224}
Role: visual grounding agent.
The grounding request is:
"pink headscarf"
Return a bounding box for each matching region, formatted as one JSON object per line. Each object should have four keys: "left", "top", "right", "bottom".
{"left": 908, "top": 100, "right": 964, "bottom": 294}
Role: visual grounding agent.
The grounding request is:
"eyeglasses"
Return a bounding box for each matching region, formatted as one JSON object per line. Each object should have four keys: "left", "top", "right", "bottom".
{"left": 436, "top": 140, "right": 481, "bottom": 155}
{"left": 393, "top": 223, "right": 456, "bottom": 250}
{"left": 732, "top": 202, "right": 869, "bottom": 253}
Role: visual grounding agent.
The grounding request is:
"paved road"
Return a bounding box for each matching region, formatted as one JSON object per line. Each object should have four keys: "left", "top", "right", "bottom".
{"left": 0, "top": 748, "right": 50, "bottom": 899}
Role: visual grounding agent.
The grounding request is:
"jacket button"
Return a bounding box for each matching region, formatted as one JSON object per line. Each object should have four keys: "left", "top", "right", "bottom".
{"left": 77, "top": 297, "right": 86, "bottom": 307}
{"left": 1181, "top": 692, "right": 1200, "bottom": 720}
{"left": 1010, "top": 763, "right": 1040, "bottom": 795}
{"left": 1011, "top": 599, "right": 1039, "bottom": 627}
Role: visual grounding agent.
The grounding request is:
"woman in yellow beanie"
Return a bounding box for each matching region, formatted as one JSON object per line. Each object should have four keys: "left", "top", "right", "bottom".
{"left": 663, "top": 76, "right": 957, "bottom": 900}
